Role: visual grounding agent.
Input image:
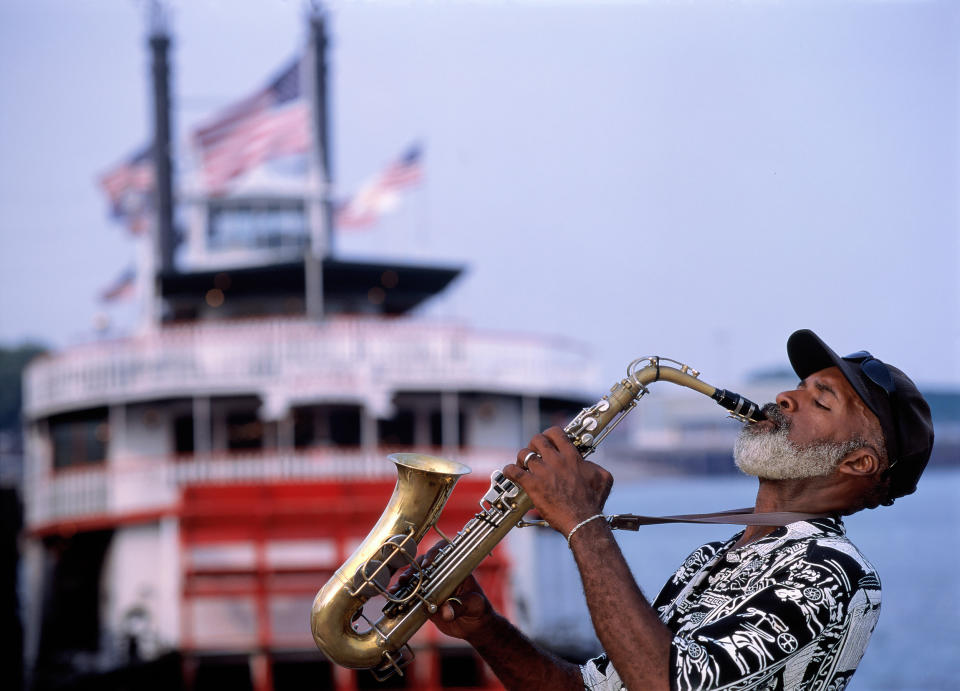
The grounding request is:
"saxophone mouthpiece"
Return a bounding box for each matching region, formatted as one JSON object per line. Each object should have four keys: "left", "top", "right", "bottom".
{"left": 712, "top": 389, "right": 766, "bottom": 423}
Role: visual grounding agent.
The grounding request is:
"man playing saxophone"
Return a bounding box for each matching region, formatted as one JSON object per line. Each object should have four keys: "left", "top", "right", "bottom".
{"left": 427, "top": 329, "right": 934, "bottom": 690}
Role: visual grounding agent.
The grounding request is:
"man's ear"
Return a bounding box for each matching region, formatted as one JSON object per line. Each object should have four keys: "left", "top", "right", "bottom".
{"left": 836, "top": 447, "right": 881, "bottom": 477}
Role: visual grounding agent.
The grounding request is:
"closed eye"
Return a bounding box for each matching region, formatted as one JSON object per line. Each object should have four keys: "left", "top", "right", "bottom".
{"left": 815, "top": 400, "right": 830, "bottom": 411}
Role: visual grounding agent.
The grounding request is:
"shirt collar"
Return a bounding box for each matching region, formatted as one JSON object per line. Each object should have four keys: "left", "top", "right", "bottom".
{"left": 726, "top": 515, "right": 846, "bottom": 559}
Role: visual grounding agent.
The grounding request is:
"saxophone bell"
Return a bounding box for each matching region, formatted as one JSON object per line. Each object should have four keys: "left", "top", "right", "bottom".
{"left": 310, "top": 453, "right": 470, "bottom": 675}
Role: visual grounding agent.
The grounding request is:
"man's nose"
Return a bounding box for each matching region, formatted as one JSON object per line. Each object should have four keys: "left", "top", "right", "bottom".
{"left": 775, "top": 391, "right": 798, "bottom": 412}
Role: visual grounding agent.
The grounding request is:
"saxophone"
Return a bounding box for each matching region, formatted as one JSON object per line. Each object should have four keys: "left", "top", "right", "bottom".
{"left": 310, "top": 356, "right": 764, "bottom": 678}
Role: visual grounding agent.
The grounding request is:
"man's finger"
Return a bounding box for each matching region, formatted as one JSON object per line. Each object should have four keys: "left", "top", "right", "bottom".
{"left": 516, "top": 448, "right": 541, "bottom": 470}
{"left": 544, "top": 426, "right": 576, "bottom": 452}
{"left": 529, "top": 431, "right": 559, "bottom": 455}
{"left": 441, "top": 596, "right": 463, "bottom": 621}
{"left": 503, "top": 463, "right": 528, "bottom": 485}
{"left": 439, "top": 592, "right": 486, "bottom": 622}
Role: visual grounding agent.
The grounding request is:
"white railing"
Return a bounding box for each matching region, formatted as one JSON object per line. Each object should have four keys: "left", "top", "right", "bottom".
{"left": 24, "top": 318, "right": 596, "bottom": 418}
{"left": 30, "top": 466, "right": 111, "bottom": 526}
{"left": 25, "top": 447, "right": 513, "bottom": 530}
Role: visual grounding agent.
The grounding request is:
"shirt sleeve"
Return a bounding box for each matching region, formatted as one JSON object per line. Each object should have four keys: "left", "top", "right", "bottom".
{"left": 581, "top": 653, "right": 624, "bottom": 691}
{"left": 669, "top": 547, "right": 864, "bottom": 690}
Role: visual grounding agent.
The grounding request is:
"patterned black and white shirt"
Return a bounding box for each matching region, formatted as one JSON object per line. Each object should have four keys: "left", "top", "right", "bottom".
{"left": 581, "top": 518, "right": 881, "bottom": 690}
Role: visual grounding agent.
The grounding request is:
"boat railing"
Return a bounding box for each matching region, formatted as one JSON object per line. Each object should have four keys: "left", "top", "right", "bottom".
{"left": 24, "top": 318, "right": 595, "bottom": 418}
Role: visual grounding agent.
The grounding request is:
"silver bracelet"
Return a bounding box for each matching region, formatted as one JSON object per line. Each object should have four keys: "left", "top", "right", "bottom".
{"left": 566, "top": 513, "right": 607, "bottom": 547}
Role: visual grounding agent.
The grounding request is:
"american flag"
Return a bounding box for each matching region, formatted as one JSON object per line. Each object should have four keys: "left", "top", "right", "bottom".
{"left": 336, "top": 143, "right": 424, "bottom": 229}
{"left": 99, "top": 146, "right": 154, "bottom": 235}
{"left": 192, "top": 57, "right": 311, "bottom": 193}
{"left": 100, "top": 267, "right": 136, "bottom": 302}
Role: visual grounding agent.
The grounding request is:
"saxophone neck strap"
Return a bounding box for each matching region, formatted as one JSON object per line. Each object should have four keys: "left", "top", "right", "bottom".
{"left": 605, "top": 507, "right": 836, "bottom": 531}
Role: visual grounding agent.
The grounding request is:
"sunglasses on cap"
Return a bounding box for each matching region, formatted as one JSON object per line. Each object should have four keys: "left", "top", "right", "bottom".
{"left": 843, "top": 350, "right": 901, "bottom": 469}
{"left": 843, "top": 351, "right": 897, "bottom": 396}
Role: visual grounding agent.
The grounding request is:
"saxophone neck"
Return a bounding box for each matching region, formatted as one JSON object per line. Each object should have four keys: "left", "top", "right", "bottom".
{"left": 565, "top": 376, "right": 647, "bottom": 453}
{"left": 564, "top": 356, "right": 766, "bottom": 454}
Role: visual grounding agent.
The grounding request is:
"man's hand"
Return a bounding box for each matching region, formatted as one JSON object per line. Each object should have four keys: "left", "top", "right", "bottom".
{"left": 393, "top": 539, "right": 494, "bottom": 642}
{"left": 429, "top": 572, "right": 493, "bottom": 642}
{"left": 502, "top": 426, "right": 614, "bottom": 536}
{"left": 388, "top": 480, "right": 604, "bottom": 691}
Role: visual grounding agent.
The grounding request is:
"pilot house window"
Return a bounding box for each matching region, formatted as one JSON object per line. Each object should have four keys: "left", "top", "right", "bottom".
{"left": 207, "top": 200, "right": 308, "bottom": 252}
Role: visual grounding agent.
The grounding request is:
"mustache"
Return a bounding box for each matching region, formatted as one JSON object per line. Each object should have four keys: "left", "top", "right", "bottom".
{"left": 759, "top": 403, "right": 789, "bottom": 430}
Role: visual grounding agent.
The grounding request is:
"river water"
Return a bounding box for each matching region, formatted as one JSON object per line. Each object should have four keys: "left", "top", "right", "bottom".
{"left": 599, "top": 467, "right": 960, "bottom": 690}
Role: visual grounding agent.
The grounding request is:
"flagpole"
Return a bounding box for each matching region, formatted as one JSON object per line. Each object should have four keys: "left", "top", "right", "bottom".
{"left": 304, "top": 4, "right": 331, "bottom": 321}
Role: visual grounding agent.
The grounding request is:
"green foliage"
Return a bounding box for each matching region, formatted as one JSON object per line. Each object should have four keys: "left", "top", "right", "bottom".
{"left": 0, "top": 344, "right": 47, "bottom": 431}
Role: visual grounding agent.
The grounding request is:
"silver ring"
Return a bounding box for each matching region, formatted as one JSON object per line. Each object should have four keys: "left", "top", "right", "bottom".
{"left": 521, "top": 451, "right": 540, "bottom": 469}
{"left": 446, "top": 596, "right": 463, "bottom": 608}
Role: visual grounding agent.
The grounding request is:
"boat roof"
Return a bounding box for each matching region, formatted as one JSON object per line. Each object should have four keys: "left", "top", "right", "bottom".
{"left": 159, "top": 257, "right": 463, "bottom": 320}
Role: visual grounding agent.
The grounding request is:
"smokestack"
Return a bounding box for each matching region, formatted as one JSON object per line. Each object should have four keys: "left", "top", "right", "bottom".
{"left": 149, "top": 7, "right": 175, "bottom": 275}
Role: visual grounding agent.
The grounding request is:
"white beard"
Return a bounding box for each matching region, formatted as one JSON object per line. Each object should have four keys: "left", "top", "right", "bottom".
{"left": 734, "top": 406, "right": 858, "bottom": 480}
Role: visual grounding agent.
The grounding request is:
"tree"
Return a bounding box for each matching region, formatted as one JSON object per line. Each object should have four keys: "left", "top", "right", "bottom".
{"left": 0, "top": 344, "right": 47, "bottom": 433}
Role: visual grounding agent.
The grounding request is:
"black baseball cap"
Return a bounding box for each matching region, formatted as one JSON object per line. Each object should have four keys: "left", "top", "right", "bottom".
{"left": 786, "top": 329, "right": 934, "bottom": 500}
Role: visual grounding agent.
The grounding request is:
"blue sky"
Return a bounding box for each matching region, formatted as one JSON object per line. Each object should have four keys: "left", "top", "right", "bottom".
{"left": 1, "top": 0, "right": 957, "bottom": 388}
